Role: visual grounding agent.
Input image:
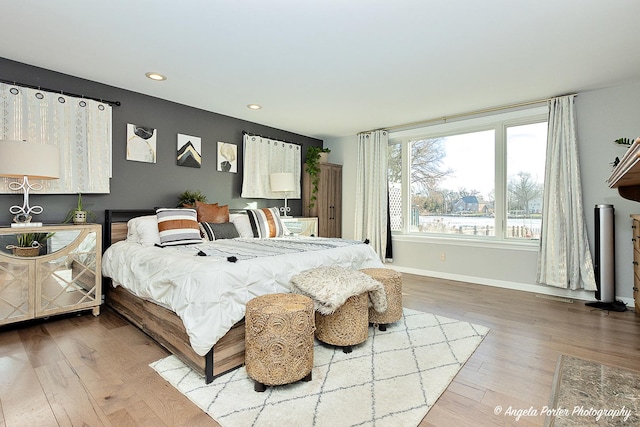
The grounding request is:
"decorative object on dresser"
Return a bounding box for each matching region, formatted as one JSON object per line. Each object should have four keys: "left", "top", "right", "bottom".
{"left": 64, "top": 193, "right": 96, "bottom": 224}
{"left": 303, "top": 161, "right": 342, "bottom": 237}
{"left": 6, "top": 231, "right": 55, "bottom": 257}
{"left": 0, "top": 140, "right": 60, "bottom": 226}
{"left": 0, "top": 223, "right": 102, "bottom": 326}
{"left": 607, "top": 136, "right": 640, "bottom": 201}
{"left": 269, "top": 172, "right": 296, "bottom": 217}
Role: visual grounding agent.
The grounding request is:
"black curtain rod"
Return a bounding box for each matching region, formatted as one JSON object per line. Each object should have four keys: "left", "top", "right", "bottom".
{"left": 0, "top": 78, "right": 121, "bottom": 107}
{"left": 242, "top": 130, "right": 302, "bottom": 146}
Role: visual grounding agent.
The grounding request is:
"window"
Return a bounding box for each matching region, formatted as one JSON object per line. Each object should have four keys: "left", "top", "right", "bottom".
{"left": 388, "top": 107, "right": 548, "bottom": 242}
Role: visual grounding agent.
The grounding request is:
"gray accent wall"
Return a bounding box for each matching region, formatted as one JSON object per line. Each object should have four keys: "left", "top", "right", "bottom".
{"left": 327, "top": 79, "right": 640, "bottom": 303}
{"left": 0, "top": 58, "right": 322, "bottom": 225}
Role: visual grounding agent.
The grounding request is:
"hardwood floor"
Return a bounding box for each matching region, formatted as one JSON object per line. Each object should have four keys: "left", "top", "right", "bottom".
{"left": 1, "top": 274, "right": 638, "bottom": 426}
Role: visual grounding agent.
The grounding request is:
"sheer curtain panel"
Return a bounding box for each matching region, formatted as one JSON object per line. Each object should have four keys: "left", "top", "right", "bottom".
{"left": 0, "top": 83, "right": 112, "bottom": 194}
{"left": 537, "top": 95, "right": 596, "bottom": 290}
{"left": 355, "top": 130, "right": 389, "bottom": 261}
{"left": 241, "top": 134, "right": 301, "bottom": 199}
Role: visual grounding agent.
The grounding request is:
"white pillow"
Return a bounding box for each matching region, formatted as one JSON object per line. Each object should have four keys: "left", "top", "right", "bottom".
{"left": 127, "top": 215, "right": 161, "bottom": 246}
{"left": 230, "top": 213, "right": 254, "bottom": 238}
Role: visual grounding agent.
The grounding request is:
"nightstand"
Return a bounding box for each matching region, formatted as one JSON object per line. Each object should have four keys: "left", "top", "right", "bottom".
{"left": 281, "top": 217, "right": 318, "bottom": 237}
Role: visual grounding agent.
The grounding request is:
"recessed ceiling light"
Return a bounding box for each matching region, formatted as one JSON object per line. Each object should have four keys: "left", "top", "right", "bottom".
{"left": 247, "top": 104, "right": 262, "bottom": 110}
{"left": 145, "top": 72, "right": 167, "bottom": 81}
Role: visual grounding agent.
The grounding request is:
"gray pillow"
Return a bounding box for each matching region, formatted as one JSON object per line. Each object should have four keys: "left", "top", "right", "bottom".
{"left": 200, "top": 222, "right": 240, "bottom": 240}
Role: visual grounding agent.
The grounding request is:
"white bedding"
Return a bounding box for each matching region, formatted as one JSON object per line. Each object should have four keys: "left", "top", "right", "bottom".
{"left": 102, "top": 236, "right": 384, "bottom": 356}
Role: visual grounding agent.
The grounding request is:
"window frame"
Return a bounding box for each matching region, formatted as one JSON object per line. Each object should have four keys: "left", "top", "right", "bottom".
{"left": 389, "top": 106, "right": 548, "bottom": 246}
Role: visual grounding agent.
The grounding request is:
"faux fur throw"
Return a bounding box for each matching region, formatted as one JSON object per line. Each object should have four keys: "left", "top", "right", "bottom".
{"left": 290, "top": 266, "right": 387, "bottom": 315}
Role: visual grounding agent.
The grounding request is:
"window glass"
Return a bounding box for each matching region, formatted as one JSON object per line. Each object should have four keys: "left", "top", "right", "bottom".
{"left": 506, "top": 122, "right": 547, "bottom": 239}
{"left": 388, "top": 108, "right": 547, "bottom": 242}
{"left": 409, "top": 130, "right": 495, "bottom": 236}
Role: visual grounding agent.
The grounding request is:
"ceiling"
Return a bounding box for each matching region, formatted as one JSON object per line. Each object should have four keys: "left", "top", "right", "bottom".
{"left": 2, "top": 1, "right": 640, "bottom": 140}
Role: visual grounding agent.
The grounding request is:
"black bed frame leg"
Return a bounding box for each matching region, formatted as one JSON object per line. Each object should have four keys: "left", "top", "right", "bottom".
{"left": 205, "top": 348, "right": 214, "bottom": 384}
{"left": 254, "top": 381, "right": 267, "bottom": 392}
{"left": 379, "top": 324, "right": 387, "bottom": 331}
{"left": 342, "top": 345, "right": 352, "bottom": 354}
{"left": 303, "top": 371, "right": 312, "bottom": 382}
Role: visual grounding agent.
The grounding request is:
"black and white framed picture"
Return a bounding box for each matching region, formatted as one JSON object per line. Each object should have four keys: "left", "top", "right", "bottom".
{"left": 126, "top": 123, "right": 157, "bottom": 163}
{"left": 177, "top": 134, "right": 202, "bottom": 168}
{"left": 217, "top": 141, "right": 237, "bottom": 173}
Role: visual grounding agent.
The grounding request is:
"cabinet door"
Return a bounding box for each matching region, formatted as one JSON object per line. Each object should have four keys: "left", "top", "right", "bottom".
{"left": 0, "top": 258, "right": 34, "bottom": 325}
{"left": 36, "top": 228, "right": 101, "bottom": 317}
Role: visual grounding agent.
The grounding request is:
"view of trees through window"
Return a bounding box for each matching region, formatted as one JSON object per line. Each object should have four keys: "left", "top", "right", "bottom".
{"left": 388, "top": 120, "right": 547, "bottom": 240}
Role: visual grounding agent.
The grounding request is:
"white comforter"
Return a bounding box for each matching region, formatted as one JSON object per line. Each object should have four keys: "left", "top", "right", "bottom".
{"left": 102, "top": 236, "right": 384, "bottom": 356}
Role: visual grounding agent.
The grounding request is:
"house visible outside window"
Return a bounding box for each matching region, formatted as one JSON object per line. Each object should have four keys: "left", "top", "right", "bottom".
{"left": 388, "top": 107, "right": 548, "bottom": 243}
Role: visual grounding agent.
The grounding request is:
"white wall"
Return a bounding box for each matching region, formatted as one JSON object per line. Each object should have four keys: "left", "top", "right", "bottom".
{"left": 325, "top": 79, "right": 640, "bottom": 304}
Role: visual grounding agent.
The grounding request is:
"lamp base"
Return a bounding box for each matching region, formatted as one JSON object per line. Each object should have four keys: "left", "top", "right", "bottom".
{"left": 11, "top": 222, "right": 43, "bottom": 228}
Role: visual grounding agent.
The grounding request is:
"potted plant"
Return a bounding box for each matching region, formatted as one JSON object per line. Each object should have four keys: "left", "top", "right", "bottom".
{"left": 305, "top": 146, "right": 331, "bottom": 209}
{"left": 177, "top": 190, "right": 207, "bottom": 208}
{"left": 65, "top": 193, "right": 96, "bottom": 224}
{"left": 7, "top": 232, "right": 55, "bottom": 257}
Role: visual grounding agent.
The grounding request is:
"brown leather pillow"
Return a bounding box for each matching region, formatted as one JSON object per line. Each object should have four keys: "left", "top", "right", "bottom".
{"left": 195, "top": 201, "right": 229, "bottom": 223}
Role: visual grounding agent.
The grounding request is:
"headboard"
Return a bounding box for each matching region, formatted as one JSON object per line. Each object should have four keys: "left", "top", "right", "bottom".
{"left": 103, "top": 209, "right": 156, "bottom": 252}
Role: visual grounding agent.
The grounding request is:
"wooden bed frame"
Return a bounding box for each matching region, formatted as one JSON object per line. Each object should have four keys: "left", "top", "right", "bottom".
{"left": 102, "top": 209, "right": 245, "bottom": 383}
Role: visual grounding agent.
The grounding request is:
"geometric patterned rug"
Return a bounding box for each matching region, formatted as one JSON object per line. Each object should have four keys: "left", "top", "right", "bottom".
{"left": 150, "top": 308, "right": 489, "bottom": 427}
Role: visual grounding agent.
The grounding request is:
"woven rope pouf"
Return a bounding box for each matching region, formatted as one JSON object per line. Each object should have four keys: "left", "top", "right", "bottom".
{"left": 361, "top": 268, "right": 403, "bottom": 331}
{"left": 315, "top": 292, "right": 369, "bottom": 353}
{"left": 245, "top": 293, "right": 315, "bottom": 392}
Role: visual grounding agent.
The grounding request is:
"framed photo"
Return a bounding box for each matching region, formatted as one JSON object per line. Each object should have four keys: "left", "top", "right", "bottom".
{"left": 177, "top": 134, "right": 202, "bottom": 168}
{"left": 217, "top": 142, "right": 237, "bottom": 173}
{"left": 126, "top": 123, "right": 157, "bottom": 163}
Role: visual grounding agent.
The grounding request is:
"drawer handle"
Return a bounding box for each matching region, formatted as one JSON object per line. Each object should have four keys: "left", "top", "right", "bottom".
{"left": 634, "top": 261, "right": 639, "bottom": 266}
{"left": 634, "top": 287, "right": 639, "bottom": 291}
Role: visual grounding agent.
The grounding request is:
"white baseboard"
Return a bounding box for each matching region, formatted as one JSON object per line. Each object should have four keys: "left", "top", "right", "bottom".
{"left": 385, "top": 264, "right": 635, "bottom": 308}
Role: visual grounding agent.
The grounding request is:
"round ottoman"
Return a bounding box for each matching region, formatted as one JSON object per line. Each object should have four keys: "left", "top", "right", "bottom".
{"left": 245, "top": 293, "right": 315, "bottom": 392}
{"left": 315, "top": 292, "right": 369, "bottom": 353}
{"left": 361, "top": 268, "right": 403, "bottom": 331}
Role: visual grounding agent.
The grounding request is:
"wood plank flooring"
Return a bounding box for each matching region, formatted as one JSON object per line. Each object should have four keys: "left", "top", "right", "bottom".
{"left": 1, "top": 274, "right": 639, "bottom": 426}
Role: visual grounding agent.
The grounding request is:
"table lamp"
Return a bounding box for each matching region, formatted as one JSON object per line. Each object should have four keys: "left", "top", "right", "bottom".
{"left": 270, "top": 172, "right": 295, "bottom": 218}
{"left": 0, "top": 140, "right": 60, "bottom": 227}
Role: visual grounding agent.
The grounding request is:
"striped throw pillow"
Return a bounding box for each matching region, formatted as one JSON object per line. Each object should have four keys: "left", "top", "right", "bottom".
{"left": 246, "top": 207, "right": 285, "bottom": 238}
{"left": 156, "top": 208, "right": 202, "bottom": 246}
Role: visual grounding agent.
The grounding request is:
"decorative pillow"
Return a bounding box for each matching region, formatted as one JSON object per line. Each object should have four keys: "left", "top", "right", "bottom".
{"left": 200, "top": 222, "right": 240, "bottom": 240}
{"left": 195, "top": 201, "right": 229, "bottom": 223}
{"left": 230, "top": 213, "right": 254, "bottom": 238}
{"left": 156, "top": 208, "right": 202, "bottom": 246}
{"left": 126, "top": 215, "right": 161, "bottom": 246}
{"left": 246, "top": 207, "right": 286, "bottom": 238}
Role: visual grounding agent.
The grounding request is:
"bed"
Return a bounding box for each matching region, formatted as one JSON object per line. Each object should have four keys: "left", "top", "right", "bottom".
{"left": 101, "top": 208, "right": 384, "bottom": 383}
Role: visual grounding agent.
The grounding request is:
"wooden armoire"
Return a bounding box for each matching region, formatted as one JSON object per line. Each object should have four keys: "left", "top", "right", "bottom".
{"left": 302, "top": 162, "right": 342, "bottom": 237}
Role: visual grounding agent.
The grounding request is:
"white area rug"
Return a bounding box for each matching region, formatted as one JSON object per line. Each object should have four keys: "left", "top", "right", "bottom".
{"left": 150, "top": 308, "right": 489, "bottom": 427}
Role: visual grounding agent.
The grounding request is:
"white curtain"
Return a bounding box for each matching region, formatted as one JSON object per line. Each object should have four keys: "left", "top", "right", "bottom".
{"left": 241, "top": 134, "right": 301, "bottom": 199}
{"left": 0, "top": 83, "right": 112, "bottom": 194}
{"left": 355, "top": 130, "right": 388, "bottom": 261}
{"left": 537, "top": 95, "right": 596, "bottom": 290}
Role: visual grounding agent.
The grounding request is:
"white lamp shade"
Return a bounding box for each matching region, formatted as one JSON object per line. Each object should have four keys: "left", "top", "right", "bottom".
{"left": 270, "top": 172, "right": 295, "bottom": 192}
{"left": 0, "top": 140, "right": 60, "bottom": 180}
